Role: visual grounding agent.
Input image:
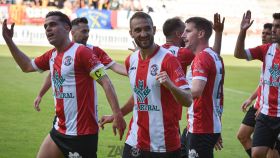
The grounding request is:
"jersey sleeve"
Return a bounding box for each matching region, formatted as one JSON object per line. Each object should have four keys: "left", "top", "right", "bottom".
{"left": 124, "top": 55, "right": 131, "bottom": 74}
{"left": 191, "top": 52, "right": 212, "bottom": 82}
{"left": 31, "top": 49, "right": 53, "bottom": 72}
{"left": 163, "top": 54, "right": 189, "bottom": 89}
{"left": 93, "top": 47, "right": 115, "bottom": 69}
{"left": 76, "top": 46, "right": 104, "bottom": 74}
{"left": 245, "top": 44, "right": 271, "bottom": 61}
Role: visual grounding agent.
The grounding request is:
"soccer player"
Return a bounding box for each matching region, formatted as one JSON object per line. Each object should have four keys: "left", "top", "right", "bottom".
{"left": 161, "top": 15, "right": 224, "bottom": 158}
{"left": 180, "top": 16, "right": 225, "bottom": 158}
{"left": 33, "top": 17, "right": 127, "bottom": 111}
{"left": 2, "top": 11, "right": 126, "bottom": 158}
{"left": 236, "top": 23, "right": 274, "bottom": 158}
{"left": 100, "top": 11, "right": 193, "bottom": 158}
{"left": 234, "top": 10, "right": 280, "bottom": 158}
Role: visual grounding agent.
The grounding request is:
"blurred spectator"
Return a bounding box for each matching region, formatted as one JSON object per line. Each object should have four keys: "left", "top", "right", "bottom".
{"left": 109, "top": 0, "right": 120, "bottom": 10}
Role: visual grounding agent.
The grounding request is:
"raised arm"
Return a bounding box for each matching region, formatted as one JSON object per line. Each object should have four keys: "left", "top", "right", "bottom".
{"left": 109, "top": 63, "right": 128, "bottom": 76}
{"left": 34, "top": 73, "right": 52, "bottom": 111}
{"left": 2, "top": 19, "right": 35, "bottom": 72}
{"left": 156, "top": 71, "right": 192, "bottom": 107}
{"left": 234, "top": 10, "right": 254, "bottom": 59}
{"left": 212, "top": 13, "right": 225, "bottom": 55}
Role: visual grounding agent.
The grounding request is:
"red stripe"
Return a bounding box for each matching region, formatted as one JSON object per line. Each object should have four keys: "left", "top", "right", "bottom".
{"left": 75, "top": 46, "right": 98, "bottom": 135}
{"left": 161, "top": 56, "right": 180, "bottom": 151}
{"left": 54, "top": 52, "right": 66, "bottom": 134}
{"left": 126, "top": 118, "right": 134, "bottom": 140}
{"left": 136, "top": 55, "right": 150, "bottom": 151}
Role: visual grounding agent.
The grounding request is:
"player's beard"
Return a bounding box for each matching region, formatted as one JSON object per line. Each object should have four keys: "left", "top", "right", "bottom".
{"left": 134, "top": 36, "right": 154, "bottom": 49}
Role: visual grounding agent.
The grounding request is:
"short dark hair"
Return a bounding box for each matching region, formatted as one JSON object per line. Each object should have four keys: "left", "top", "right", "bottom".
{"left": 185, "top": 17, "right": 212, "bottom": 40}
{"left": 163, "top": 17, "right": 185, "bottom": 38}
{"left": 46, "top": 11, "right": 71, "bottom": 29}
{"left": 71, "top": 17, "right": 88, "bottom": 26}
{"left": 129, "top": 11, "right": 153, "bottom": 28}
{"left": 263, "top": 23, "right": 272, "bottom": 30}
{"left": 273, "top": 13, "right": 280, "bottom": 20}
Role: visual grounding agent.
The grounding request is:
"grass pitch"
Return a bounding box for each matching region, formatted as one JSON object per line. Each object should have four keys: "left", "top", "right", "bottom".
{"left": 0, "top": 45, "right": 262, "bottom": 158}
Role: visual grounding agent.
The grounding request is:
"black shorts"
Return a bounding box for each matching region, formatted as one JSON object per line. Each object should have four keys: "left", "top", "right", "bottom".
{"left": 252, "top": 113, "right": 280, "bottom": 148}
{"left": 242, "top": 106, "right": 257, "bottom": 127}
{"left": 180, "top": 128, "right": 188, "bottom": 158}
{"left": 122, "top": 143, "right": 181, "bottom": 158}
{"left": 50, "top": 128, "right": 98, "bottom": 158}
{"left": 183, "top": 132, "right": 220, "bottom": 158}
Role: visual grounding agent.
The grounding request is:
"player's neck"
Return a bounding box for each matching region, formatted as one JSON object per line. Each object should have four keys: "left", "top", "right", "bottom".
{"left": 165, "top": 39, "right": 179, "bottom": 47}
{"left": 56, "top": 39, "right": 72, "bottom": 53}
{"left": 194, "top": 42, "right": 209, "bottom": 55}
{"left": 140, "top": 43, "right": 158, "bottom": 60}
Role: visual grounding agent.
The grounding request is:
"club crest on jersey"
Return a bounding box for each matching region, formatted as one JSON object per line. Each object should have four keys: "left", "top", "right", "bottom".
{"left": 150, "top": 64, "right": 159, "bottom": 76}
{"left": 269, "top": 64, "right": 280, "bottom": 81}
{"left": 63, "top": 56, "right": 73, "bottom": 66}
{"left": 134, "top": 80, "right": 151, "bottom": 103}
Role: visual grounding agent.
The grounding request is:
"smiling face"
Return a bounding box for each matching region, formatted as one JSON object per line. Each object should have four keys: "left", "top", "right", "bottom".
{"left": 44, "top": 15, "right": 70, "bottom": 47}
{"left": 71, "top": 23, "right": 89, "bottom": 45}
{"left": 181, "top": 22, "right": 200, "bottom": 53}
{"left": 129, "top": 17, "right": 156, "bottom": 50}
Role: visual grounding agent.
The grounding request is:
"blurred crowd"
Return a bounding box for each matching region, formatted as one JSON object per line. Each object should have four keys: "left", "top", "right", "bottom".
{"left": 0, "top": 0, "right": 144, "bottom": 11}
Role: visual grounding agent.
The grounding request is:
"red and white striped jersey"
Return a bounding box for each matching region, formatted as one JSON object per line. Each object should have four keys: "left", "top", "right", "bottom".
{"left": 125, "top": 46, "right": 189, "bottom": 152}
{"left": 31, "top": 43, "right": 104, "bottom": 136}
{"left": 246, "top": 43, "right": 280, "bottom": 117}
{"left": 187, "top": 48, "right": 224, "bottom": 133}
{"left": 161, "top": 43, "right": 194, "bottom": 73}
{"left": 254, "top": 72, "right": 263, "bottom": 110}
{"left": 86, "top": 44, "right": 115, "bottom": 69}
{"left": 162, "top": 44, "right": 194, "bottom": 120}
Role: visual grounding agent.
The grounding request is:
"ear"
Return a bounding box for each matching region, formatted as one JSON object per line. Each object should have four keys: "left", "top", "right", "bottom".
{"left": 198, "top": 30, "right": 205, "bottom": 39}
{"left": 153, "top": 26, "right": 156, "bottom": 35}
{"left": 64, "top": 24, "right": 71, "bottom": 32}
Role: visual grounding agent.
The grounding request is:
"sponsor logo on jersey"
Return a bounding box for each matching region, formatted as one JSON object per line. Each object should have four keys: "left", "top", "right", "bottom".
{"left": 63, "top": 56, "right": 73, "bottom": 66}
{"left": 134, "top": 80, "right": 151, "bottom": 103}
{"left": 52, "top": 70, "right": 74, "bottom": 98}
{"left": 150, "top": 64, "right": 159, "bottom": 76}
{"left": 263, "top": 64, "right": 280, "bottom": 87}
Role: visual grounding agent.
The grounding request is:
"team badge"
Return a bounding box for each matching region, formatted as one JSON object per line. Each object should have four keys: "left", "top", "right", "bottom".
{"left": 63, "top": 56, "right": 73, "bottom": 66}
{"left": 150, "top": 64, "right": 159, "bottom": 76}
{"left": 130, "top": 147, "right": 140, "bottom": 157}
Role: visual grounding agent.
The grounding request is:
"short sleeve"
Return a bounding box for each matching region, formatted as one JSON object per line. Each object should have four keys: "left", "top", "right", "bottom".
{"left": 31, "top": 49, "right": 54, "bottom": 72}
{"left": 125, "top": 55, "right": 131, "bottom": 74}
{"left": 163, "top": 54, "right": 189, "bottom": 89}
{"left": 246, "top": 44, "right": 271, "bottom": 61}
{"left": 192, "top": 52, "right": 212, "bottom": 82}
{"left": 76, "top": 46, "right": 104, "bottom": 73}
{"left": 93, "top": 47, "right": 115, "bottom": 69}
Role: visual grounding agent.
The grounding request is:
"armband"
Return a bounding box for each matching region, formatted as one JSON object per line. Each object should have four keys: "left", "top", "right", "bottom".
{"left": 90, "top": 67, "right": 106, "bottom": 80}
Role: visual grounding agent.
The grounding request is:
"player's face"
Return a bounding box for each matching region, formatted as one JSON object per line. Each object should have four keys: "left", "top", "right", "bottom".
{"left": 129, "top": 17, "right": 155, "bottom": 49}
{"left": 44, "top": 16, "right": 70, "bottom": 46}
{"left": 71, "top": 23, "right": 89, "bottom": 45}
{"left": 181, "top": 22, "right": 199, "bottom": 53}
{"left": 262, "top": 28, "right": 272, "bottom": 44}
{"left": 271, "top": 19, "right": 280, "bottom": 43}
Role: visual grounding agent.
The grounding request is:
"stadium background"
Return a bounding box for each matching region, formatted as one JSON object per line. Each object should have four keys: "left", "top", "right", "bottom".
{"left": 0, "top": 0, "right": 278, "bottom": 157}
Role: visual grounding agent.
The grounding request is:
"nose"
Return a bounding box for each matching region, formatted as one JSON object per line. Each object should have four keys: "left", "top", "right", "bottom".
{"left": 181, "top": 31, "right": 186, "bottom": 38}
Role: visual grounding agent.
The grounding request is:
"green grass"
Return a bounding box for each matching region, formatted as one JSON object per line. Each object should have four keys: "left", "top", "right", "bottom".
{"left": 0, "top": 45, "right": 262, "bottom": 158}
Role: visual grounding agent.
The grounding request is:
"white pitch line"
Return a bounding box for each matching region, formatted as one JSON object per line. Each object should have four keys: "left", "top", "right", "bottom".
{"left": 224, "top": 88, "right": 251, "bottom": 95}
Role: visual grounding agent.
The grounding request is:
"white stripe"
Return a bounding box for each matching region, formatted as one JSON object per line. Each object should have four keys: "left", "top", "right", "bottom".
{"left": 245, "top": 49, "right": 253, "bottom": 61}
{"left": 147, "top": 48, "right": 166, "bottom": 152}
{"left": 187, "top": 103, "right": 194, "bottom": 132}
{"left": 31, "top": 59, "right": 44, "bottom": 72}
{"left": 93, "top": 81, "right": 98, "bottom": 131}
{"left": 192, "top": 76, "right": 207, "bottom": 81}
{"left": 104, "top": 61, "right": 116, "bottom": 69}
{"left": 62, "top": 44, "right": 79, "bottom": 135}
{"left": 125, "top": 51, "right": 139, "bottom": 147}
{"left": 206, "top": 48, "right": 222, "bottom": 133}
{"left": 261, "top": 44, "right": 276, "bottom": 115}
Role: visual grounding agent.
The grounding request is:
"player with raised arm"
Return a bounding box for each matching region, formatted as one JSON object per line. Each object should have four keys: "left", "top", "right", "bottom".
{"left": 33, "top": 17, "right": 127, "bottom": 111}
{"left": 180, "top": 16, "right": 225, "bottom": 158}
{"left": 236, "top": 22, "right": 279, "bottom": 158}
{"left": 2, "top": 11, "right": 126, "bottom": 158}
{"left": 234, "top": 10, "right": 280, "bottom": 158}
